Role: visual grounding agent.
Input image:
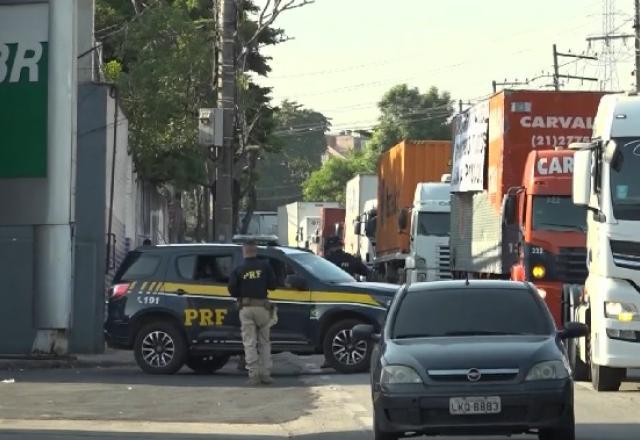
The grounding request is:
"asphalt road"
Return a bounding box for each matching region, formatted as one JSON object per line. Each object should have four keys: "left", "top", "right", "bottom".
{"left": 0, "top": 355, "right": 639, "bottom": 440}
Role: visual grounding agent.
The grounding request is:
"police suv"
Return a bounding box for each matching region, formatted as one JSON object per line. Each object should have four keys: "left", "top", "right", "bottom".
{"left": 104, "top": 236, "right": 398, "bottom": 375}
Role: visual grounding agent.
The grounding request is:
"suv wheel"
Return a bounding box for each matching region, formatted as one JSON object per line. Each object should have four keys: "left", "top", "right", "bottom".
{"left": 322, "top": 319, "right": 372, "bottom": 374}
{"left": 539, "top": 411, "right": 575, "bottom": 440}
{"left": 186, "top": 354, "right": 230, "bottom": 374}
{"left": 134, "top": 321, "right": 187, "bottom": 374}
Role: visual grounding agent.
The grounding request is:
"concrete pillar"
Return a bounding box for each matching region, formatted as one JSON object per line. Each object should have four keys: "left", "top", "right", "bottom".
{"left": 77, "top": 0, "right": 94, "bottom": 83}
{"left": 32, "top": 0, "right": 78, "bottom": 354}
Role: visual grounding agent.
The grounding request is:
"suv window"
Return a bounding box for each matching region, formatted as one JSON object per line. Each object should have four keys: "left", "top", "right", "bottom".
{"left": 263, "top": 257, "right": 297, "bottom": 288}
{"left": 392, "top": 288, "right": 551, "bottom": 338}
{"left": 177, "top": 254, "right": 234, "bottom": 283}
{"left": 114, "top": 252, "right": 161, "bottom": 282}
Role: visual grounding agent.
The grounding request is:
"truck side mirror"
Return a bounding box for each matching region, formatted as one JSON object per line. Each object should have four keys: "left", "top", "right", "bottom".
{"left": 365, "top": 217, "right": 376, "bottom": 238}
{"left": 398, "top": 209, "right": 409, "bottom": 231}
{"left": 604, "top": 140, "right": 623, "bottom": 172}
{"left": 572, "top": 149, "right": 593, "bottom": 206}
{"left": 503, "top": 194, "right": 517, "bottom": 226}
{"left": 353, "top": 220, "right": 361, "bottom": 236}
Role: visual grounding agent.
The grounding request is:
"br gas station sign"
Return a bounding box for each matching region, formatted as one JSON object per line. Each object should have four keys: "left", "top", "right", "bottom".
{"left": 0, "top": 2, "right": 48, "bottom": 178}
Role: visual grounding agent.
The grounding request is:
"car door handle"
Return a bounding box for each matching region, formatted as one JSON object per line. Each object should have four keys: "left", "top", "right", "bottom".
{"left": 175, "top": 289, "right": 187, "bottom": 296}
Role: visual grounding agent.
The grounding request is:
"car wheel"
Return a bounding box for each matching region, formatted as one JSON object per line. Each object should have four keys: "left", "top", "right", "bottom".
{"left": 374, "top": 416, "right": 400, "bottom": 440}
{"left": 186, "top": 354, "right": 230, "bottom": 374}
{"left": 322, "top": 319, "right": 372, "bottom": 374}
{"left": 568, "top": 337, "right": 588, "bottom": 381}
{"left": 538, "top": 410, "right": 575, "bottom": 440}
{"left": 591, "top": 361, "right": 624, "bottom": 392}
{"left": 134, "top": 321, "right": 187, "bottom": 375}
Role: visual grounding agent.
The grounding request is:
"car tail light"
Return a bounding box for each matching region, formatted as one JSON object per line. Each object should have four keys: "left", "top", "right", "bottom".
{"left": 110, "top": 283, "right": 130, "bottom": 299}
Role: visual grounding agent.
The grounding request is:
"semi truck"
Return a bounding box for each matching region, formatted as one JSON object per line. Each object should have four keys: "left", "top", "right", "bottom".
{"left": 449, "top": 90, "right": 605, "bottom": 326}
{"left": 404, "top": 178, "right": 452, "bottom": 283}
{"left": 569, "top": 92, "right": 640, "bottom": 392}
{"left": 276, "top": 201, "right": 340, "bottom": 246}
{"left": 344, "top": 174, "right": 377, "bottom": 261}
{"left": 367, "top": 140, "right": 451, "bottom": 283}
{"left": 313, "top": 207, "right": 346, "bottom": 256}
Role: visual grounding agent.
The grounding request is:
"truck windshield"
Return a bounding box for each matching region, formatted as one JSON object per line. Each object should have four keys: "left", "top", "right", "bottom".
{"left": 610, "top": 138, "right": 640, "bottom": 221}
{"left": 532, "top": 196, "right": 586, "bottom": 232}
{"left": 416, "top": 212, "right": 450, "bottom": 236}
{"left": 289, "top": 252, "right": 355, "bottom": 284}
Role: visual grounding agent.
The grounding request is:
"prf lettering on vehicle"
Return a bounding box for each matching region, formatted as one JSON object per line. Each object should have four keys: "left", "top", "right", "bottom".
{"left": 243, "top": 270, "right": 262, "bottom": 280}
{"left": 184, "top": 308, "right": 228, "bottom": 327}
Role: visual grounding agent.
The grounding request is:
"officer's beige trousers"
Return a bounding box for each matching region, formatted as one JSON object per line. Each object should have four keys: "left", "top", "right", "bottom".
{"left": 239, "top": 306, "right": 274, "bottom": 377}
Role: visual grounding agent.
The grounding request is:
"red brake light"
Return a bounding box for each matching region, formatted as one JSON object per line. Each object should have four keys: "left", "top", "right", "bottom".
{"left": 111, "top": 283, "right": 130, "bottom": 299}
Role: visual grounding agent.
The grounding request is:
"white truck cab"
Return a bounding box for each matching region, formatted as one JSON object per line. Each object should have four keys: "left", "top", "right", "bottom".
{"left": 296, "top": 216, "right": 321, "bottom": 251}
{"left": 405, "top": 176, "right": 452, "bottom": 283}
{"left": 570, "top": 93, "right": 640, "bottom": 391}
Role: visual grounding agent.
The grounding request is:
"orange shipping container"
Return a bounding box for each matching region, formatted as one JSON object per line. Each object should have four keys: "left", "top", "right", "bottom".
{"left": 376, "top": 140, "right": 451, "bottom": 259}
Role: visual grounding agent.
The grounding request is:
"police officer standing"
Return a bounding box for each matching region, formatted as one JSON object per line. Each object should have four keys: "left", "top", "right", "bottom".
{"left": 228, "top": 239, "right": 278, "bottom": 385}
{"left": 324, "top": 236, "right": 370, "bottom": 279}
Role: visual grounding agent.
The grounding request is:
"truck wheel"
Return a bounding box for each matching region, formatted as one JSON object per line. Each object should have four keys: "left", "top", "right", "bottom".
{"left": 186, "top": 354, "right": 230, "bottom": 374}
{"left": 323, "top": 319, "right": 372, "bottom": 374}
{"left": 134, "top": 321, "right": 187, "bottom": 375}
{"left": 568, "top": 338, "right": 588, "bottom": 381}
{"left": 591, "top": 362, "right": 624, "bottom": 392}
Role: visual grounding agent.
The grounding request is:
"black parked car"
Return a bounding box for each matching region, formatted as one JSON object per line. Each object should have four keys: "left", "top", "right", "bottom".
{"left": 353, "top": 280, "right": 588, "bottom": 440}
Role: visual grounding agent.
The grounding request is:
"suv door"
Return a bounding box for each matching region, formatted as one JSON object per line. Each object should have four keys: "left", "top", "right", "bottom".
{"left": 164, "top": 248, "right": 242, "bottom": 345}
{"left": 259, "top": 252, "right": 312, "bottom": 347}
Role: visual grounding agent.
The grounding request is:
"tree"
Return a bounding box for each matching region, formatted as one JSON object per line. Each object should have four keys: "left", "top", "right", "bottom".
{"left": 254, "top": 100, "right": 330, "bottom": 211}
{"left": 367, "top": 84, "right": 454, "bottom": 158}
{"left": 302, "top": 152, "right": 370, "bottom": 204}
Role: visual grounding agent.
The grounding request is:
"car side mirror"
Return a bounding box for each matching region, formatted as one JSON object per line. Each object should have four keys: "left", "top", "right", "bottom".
{"left": 351, "top": 324, "right": 380, "bottom": 342}
{"left": 285, "top": 274, "right": 307, "bottom": 291}
{"left": 558, "top": 322, "right": 589, "bottom": 340}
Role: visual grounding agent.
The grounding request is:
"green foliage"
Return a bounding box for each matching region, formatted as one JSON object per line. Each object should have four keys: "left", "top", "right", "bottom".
{"left": 112, "top": 1, "right": 212, "bottom": 188}
{"left": 103, "top": 60, "right": 122, "bottom": 82}
{"left": 302, "top": 152, "right": 370, "bottom": 205}
{"left": 367, "top": 84, "right": 454, "bottom": 157}
{"left": 255, "top": 100, "right": 331, "bottom": 210}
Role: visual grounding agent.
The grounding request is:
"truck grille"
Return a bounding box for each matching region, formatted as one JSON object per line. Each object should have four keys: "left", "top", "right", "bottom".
{"left": 610, "top": 240, "right": 640, "bottom": 270}
{"left": 556, "top": 247, "right": 588, "bottom": 284}
{"left": 438, "top": 245, "right": 452, "bottom": 279}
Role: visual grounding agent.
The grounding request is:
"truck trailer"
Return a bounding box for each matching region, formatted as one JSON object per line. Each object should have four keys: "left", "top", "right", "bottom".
{"left": 344, "top": 174, "right": 377, "bottom": 261}
{"left": 449, "top": 89, "right": 605, "bottom": 325}
{"left": 276, "top": 201, "right": 340, "bottom": 246}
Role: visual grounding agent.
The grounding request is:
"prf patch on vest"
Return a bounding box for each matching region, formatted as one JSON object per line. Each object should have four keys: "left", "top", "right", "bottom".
{"left": 242, "top": 269, "right": 262, "bottom": 280}
{"left": 184, "top": 308, "right": 228, "bottom": 327}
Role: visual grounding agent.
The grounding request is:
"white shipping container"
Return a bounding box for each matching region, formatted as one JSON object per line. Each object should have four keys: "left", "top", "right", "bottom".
{"left": 344, "top": 174, "right": 377, "bottom": 258}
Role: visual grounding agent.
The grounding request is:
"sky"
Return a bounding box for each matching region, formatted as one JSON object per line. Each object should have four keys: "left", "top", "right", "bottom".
{"left": 255, "top": 0, "right": 638, "bottom": 131}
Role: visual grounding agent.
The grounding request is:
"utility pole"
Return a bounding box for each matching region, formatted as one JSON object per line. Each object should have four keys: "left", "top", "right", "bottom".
{"left": 552, "top": 44, "right": 599, "bottom": 90}
{"left": 553, "top": 44, "right": 560, "bottom": 91}
{"left": 215, "top": 0, "right": 237, "bottom": 243}
{"left": 635, "top": 0, "right": 640, "bottom": 91}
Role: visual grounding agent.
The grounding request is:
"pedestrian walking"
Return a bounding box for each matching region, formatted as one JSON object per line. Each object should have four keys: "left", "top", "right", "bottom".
{"left": 228, "top": 239, "right": 278, "bottom": 385}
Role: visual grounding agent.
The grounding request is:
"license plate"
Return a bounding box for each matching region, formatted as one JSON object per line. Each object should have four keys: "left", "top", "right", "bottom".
{"left": 449, "top": 396, "right": 501, "bottom": 415}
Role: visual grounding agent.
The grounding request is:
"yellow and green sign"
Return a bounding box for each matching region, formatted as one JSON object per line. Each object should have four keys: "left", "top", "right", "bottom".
{"left": 0, "top": 3, "right": 48, "bottom": 178}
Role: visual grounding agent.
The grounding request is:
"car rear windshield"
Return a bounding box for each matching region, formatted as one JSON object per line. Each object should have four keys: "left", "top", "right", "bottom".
{"left": 392, "top": 288, "right": 552, "bottom": 339}
{"left": 113, "top": 251, "right": 161, "bottom": 283}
